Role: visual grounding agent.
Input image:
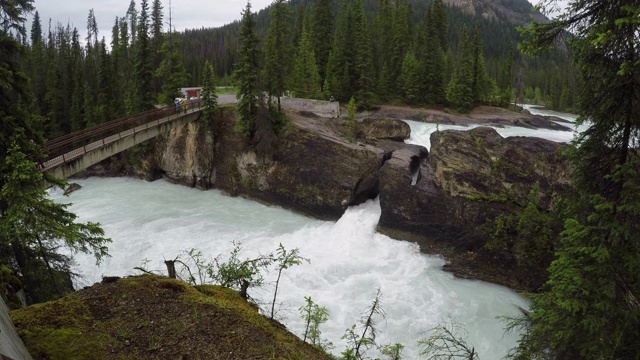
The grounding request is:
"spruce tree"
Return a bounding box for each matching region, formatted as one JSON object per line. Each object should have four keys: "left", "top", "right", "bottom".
{"left": 235, "top": 1, "right": 261, "bottom": 138}
{"left": 201, "top": 60, "right": 218, "bottom": 127}
{"left": 513, "top": 1, "right": 640, "bottom": 358}
{"left": 311, "top": 0, "right": 333, "bottom": 92}
{"left": 155, "top": 32, "right": 188, "bottom": 105}
{"left": 0, "top": 0, "right": 111, "bottom": 304}
{"left": 400, "top": 51, "right": 422, "bottom": 104}
{"left": 262, "top": 0, "right": 292, "bottom": 110}
{"left": 133, "top": 0, "right": 156, "bottom": 112}
{"left": 446, "top": 26, "right": 474, "bottom": 113}
{"left": 290, "top": 24, "right": 320, "bottom": 99}
{"left": 324, "top": 0, "right": 352, "bottom": 101}
{"left": 350, "top": 0, "right": 375, "bottom": 108}
{"left": 151, "top": 0, "right": 164, "bottom": 94}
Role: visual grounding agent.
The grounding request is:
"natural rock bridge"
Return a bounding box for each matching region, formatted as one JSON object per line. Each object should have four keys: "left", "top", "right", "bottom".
{"left": 41, "top": 95, "right": 340, "bottom": 179}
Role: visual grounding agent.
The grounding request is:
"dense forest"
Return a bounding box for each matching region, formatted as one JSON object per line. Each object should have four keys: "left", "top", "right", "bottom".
{"left": 18, "top": 0, "right": 578, "bottom": 141}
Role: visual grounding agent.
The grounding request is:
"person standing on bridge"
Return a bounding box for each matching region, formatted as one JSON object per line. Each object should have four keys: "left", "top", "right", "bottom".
{"left": 183, "top": 98, "right": 188, "bottom": 114}
{"left": 174, "top": 98, "right": 181, "bottom": 114}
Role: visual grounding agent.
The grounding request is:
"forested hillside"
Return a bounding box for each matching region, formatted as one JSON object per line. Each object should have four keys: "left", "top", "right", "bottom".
{"left": 19, "top": 0, "right": 577, "bottom": 141}
{"left": 179, "top": 0, "right": 578, "bottom": 111}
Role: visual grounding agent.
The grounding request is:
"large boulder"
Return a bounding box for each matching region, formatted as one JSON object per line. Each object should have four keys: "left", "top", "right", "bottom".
{"left": 359, "top": 118, "right": 411, "bottom": 141}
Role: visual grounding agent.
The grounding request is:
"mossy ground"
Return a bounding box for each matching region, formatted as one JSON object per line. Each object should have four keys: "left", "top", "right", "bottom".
{"left": 10, "top": 275, "right": 332, "bottom": 360}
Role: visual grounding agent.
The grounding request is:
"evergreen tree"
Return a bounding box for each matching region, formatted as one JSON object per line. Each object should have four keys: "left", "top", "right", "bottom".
{"left": 69, "top": 28, "right": 85, "bottom": 131}
{"left": 422, "top": 1, "right": 446, "bottom": 106}
{"left": 132, "top": 0, "right": 155, "bottom": 112}
{"left": 30, "top": 10, "right": 42, "bottom": 45}
{"left": 350, "top": 0, "right": 375, "bottom": 108}
{"left": 377, "top": 62, "right": 392, "bottom": 101}
{"left": 324, "top": 0, "right": 351, "bottom": 101}
{"left": 126, "top": 0, "right": 138, "bottom": 46}
{"left": 151, "top": 0, "right": 164, "bottom": 94}
{"left": 235, "top": 1, "right": 261, "bottom": 138}
{"left": 400, "top": 51, "right": 421, "bottom": 104}
{"left": 290, "top": 24, "right": 320, "bottom": 99}
{"left": 390, "top": 0, "right": 412, "bottom": 94}
{"left": 446, "top": 26, "right": 474, "bottom": 113}
{"left": 201, "top": 60, "right": 218, "bottom": 127}
{"left": 0, "top": 0, "right": 111, "bottom": 304}
{"left": 373, "top": 0, "right": 393, "bottom": 82}
{"left": 97, "top": 38, "right": 115, "bottom": 124}
{"left": 311, "top": 0, "right": 333, "bottom": 92}
{"left": 513, "top": 1, "right": 640, "bottom": 358}
{"left": 262, "top": 0, "right": 292, "bottom": 110}
{"left": 155, "top": 32, "right": 188, "bottom": 105}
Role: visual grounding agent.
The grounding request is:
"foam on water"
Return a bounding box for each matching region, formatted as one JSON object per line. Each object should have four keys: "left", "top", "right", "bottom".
{"left": 52, "top": 177, "right": 528, "bottom": 359}
{"left": 405, "top": 105, "right": 586, "bottom": 150}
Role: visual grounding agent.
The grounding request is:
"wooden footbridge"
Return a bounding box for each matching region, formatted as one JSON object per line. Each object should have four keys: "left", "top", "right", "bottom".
{"left": 42, "top": 100, "right": 203, "bottom": 179}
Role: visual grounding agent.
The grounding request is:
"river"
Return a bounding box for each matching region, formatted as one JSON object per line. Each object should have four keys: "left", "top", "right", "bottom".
{"left": 51, "top": 105, "right": 580, "bottom": 359}
{"left": 406, "top": 104, "right": 583, "bottom": 150}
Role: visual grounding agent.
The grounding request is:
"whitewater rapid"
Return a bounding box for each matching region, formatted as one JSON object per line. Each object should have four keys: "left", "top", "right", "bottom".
{"left": 405, "top": 104, "right": 583, "bottom": 150}
{"left": 52, "top": 177, "right": 528, "bottom": 359}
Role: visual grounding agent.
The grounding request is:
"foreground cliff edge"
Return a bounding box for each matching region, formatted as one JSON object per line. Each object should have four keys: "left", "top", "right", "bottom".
{"left": 10, "top": 275, "right": 332, "bottom": 360}
{"left": 82, "top": 104, "right": 570, "bottom": 290}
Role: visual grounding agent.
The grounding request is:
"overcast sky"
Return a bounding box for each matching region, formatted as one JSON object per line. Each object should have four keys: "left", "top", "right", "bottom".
{"left": 30, "top": 0, "right": 273, "bottom": 43}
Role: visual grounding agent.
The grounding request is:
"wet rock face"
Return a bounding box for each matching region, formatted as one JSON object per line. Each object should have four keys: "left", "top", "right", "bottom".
{"left": 429, "top": 127, "right": 570, "bottom": 209}
{"left": 157, "top": 121, "right": 215, "bottom": 189}
{"left": 157, "top": 108, "right": 384, "bottom": 220}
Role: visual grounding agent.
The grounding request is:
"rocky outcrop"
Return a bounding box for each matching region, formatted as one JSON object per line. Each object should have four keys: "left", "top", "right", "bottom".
{"left": 359, "top": 118, "right": 410, "bottom": 141}
{"left": 157, "top": 121, "right": 215, "bottom": 189}
{"left": 154, "top": 108, "right": 383, "bottom": 220}
{"left": 63, "top": 183, "right": 82, "bottom": 196}
{"left": 377, "top": 126, "right": 570, "bottom": 288}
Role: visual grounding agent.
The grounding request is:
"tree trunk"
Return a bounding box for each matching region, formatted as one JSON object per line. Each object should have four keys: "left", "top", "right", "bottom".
{"left": 165, "top": 260, "right": 176, "bottom": 279}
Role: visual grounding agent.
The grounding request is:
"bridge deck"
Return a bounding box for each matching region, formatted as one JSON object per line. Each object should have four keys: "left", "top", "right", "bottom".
{"left": 42, "top": 100, "right": 202, "bottom": 175}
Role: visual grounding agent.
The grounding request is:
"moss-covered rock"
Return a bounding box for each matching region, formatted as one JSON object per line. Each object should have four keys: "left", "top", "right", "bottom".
{"left": 10, "top": 275, "right": 332, "bottom": 360}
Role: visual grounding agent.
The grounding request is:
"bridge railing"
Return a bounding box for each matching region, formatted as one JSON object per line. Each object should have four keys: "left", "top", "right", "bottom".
{"left": 44, "top": 99, "right": 202, "bottom": 161}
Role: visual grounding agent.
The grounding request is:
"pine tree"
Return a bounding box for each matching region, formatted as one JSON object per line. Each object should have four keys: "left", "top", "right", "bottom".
{"left": 350, "top": 0, "right": 375, "bottom": 108}
{"left": 400, "top": 51, "right": 422, "bottom": 104}
{"left": 155, "top": 32, "right": 188, "bottom": 105}
{"left": 201, "top": 60, "right": 218, "bottom": 127}
{"left": 390, "top": 0, "right": 413, "bottom": 94}
{"left": 290, "top": 24, "right": 320, "bottom": 99}
{"left": 235, "top": 1, "right": 261, "bottom": 138}
{"left": 311, "top": 0, "right": 333, "bottom": 92}
{"left": 262, "top": 0, "right": 292, "bottom": 110}
{"left": 151, "top": 0, "right": 164, "bottom": 94}
{"left": 0, "top": 0, "right": 111, "bottom": 304}
{"left": 324, "top": 0, "right": 351, "bottom": 101}
{"left": 133, "top": 0, "right": 156, "bottom": 112}
{"left": 126, "top": 0, "right": 138, "bottom": 46}
{"left": 446, "top": 26, "right": 474, "bottom": 113}
{"left": 513, "top": 1, "right": 640, "bottom": 358}
{"left": 422, "top": 1, "right": 447, "bottom": 106}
